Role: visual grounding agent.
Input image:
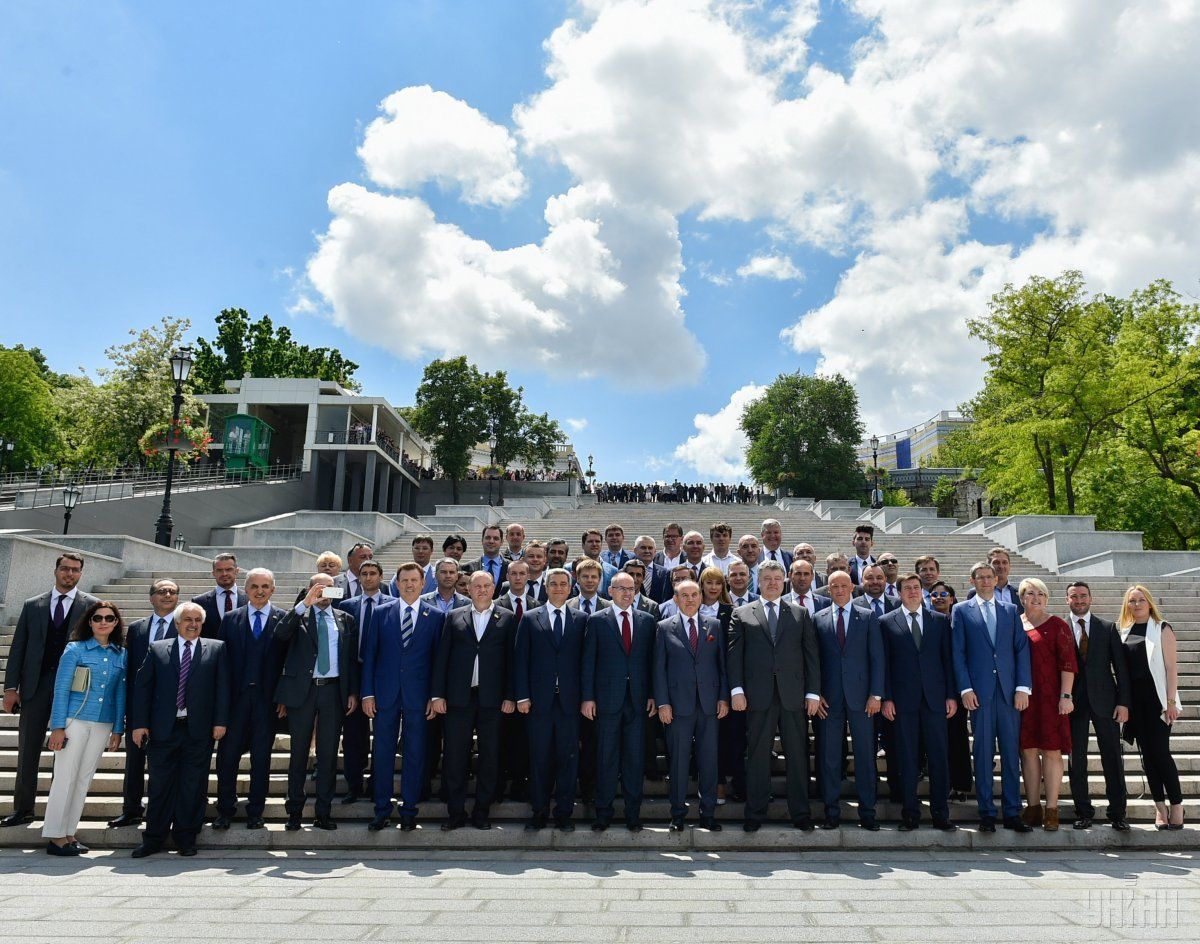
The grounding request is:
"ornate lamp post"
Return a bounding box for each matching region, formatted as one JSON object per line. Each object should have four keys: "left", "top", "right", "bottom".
{"left": 585, "top": 453, "right": 596, "bottom": 493}
{"left": 0, "top": 437, "right": 14, "bottom": 475}
{"left": 61, "top": 481, "right": 82, "bottom": 535}
{"left": 870, "top": 434, "right": 881, "bottom": 508}
{"left": 487, "top": 433, "right": 498, "bottom": 506}
{"left": 154, "top": 347, "right": 194, "bottom": 546}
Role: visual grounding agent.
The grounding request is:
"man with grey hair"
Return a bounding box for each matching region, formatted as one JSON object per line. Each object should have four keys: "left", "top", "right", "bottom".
{"left": 793, "top": 543, "right": 824, "bottom": 589}
{"left": 212, "top": 567, "right": 286, "bottom": 830}
{"left": 758, "top": 519, "right": 792, "bottom": 569}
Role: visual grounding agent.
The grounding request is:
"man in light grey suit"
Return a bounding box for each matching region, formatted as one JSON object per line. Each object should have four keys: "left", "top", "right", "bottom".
{"left": 2, "top": 553, "right": 98, "bottom": 826}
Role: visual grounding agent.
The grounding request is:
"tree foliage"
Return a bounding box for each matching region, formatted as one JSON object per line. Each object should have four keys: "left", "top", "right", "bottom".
{"left": 192, "top": 308, "right": 360, "bottom": 393}
{"left": 741, "top": 372, "right": 866, "bottom": 499}
{"left": 0, "top": 348, "right": 60, "bottom": 468}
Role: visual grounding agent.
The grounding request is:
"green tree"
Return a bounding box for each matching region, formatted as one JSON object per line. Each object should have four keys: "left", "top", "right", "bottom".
{"left": 192, "top": 308, "right": 360, "bottom": 393}
{"left": 0, "top": 348, "right": 60, "bottom": 470}
{"left": 519, "top": 411, "right": 565, "bottom": 473}
{"left": 0, "top": 344, "right": 75, "bottom": 388}
{"left": 740, "top": 372, "right": 866, "bottom": 499}
{"left": 407, "top": 357, "right": 488, "bottom": 503}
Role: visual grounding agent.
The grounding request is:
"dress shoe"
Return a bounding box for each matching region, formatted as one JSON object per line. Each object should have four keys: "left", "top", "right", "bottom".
{"left": 177, "top": 845, "right": 198, "bottom": 857}
{"left": 108, "top": 812, "right": 143, "bottom": 828}
{"left": 591, "top": 819, "right": 610, "bottom": 832}
{"left": 441, "top": 815, "right": 467, "bottom": 832}
{"left": 698, "top": 816, "right": 722, "bottom": 832}
{"left": 554, "top": 815, "right": 575, "bottom": 832}
{"left": 1, "top": 812, "right": 34, "bottom": 828}
{"left": 932, "top": 819, "right": 957, "bottom": 832}
{"left": 1003, "top": 817, "right": 1033, "bottom": 833}
{"left": 792, "top": 817, "right": 814, "bottom": 832}
{"left": 978, "top": 818, "right": 996, "bottom": 833}
{"left": 367, "top": 815, "right": 391, "bottom": 832}
{"left": 1110, "top": 818, "right": 1130, "bottom": 832}
{"left": 131, "top": 843, "right": 161, "bottom": 858}
{"left": 399, "top": 815, "right": 417, "bottom": 832}
{"left": 742, "top": 820, "right": 761, "bottom": 833}
{"left": 1020, "top": 804, "right": 1043, "bottom": 828}
{"left": 898, "top": 818, "right": 918, "bottom": 832}
{"left": 70, "top": 840, "right": 90, "bottom": 854}
{"left": 949, "top": 791, "right": 968, "bottom": 803}
{"left": 340, "top": 793, "right": 362, "bottom": 805}
{"left": 471, "top": 814, "right": 492, "bottom": 830}
{"left": 46, "top": 840, "right": 79, "bottom": 857}
{"left": 312, "top": 817, "right": 337, "bottom": 830}
{"left": 246, "top": 817, "right": 265, "bottom": 830}
{"left": 859, "top": 818, "right": 880, "bottom": 832}
{"left": 625, "top": 820, "right": 642, "bottom": 833}
{"left": 526, "top": 814, "right": 548, "bottom": 831}
{"left": 285, "top": 814, "right": 302, "bottom": 832}
{"left": 1073, "top": 817, "right": 1093, "bottom": 830}
{"left": 210, "top": 815, "right": 232, "bottom": 831}
{"left": 669, "top": 816, "right": 686, "bottom": 832}
{"left": 820, "top": 817, "right": 841, "bottom": 830}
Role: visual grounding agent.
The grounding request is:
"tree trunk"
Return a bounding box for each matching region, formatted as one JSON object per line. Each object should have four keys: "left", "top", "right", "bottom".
{"left": 1033, "top": 434, "right": 1058, "bottom": 511}
{"left": 451, "top": 477, "right": 460, "bottom": 504}
{"left": 1060, "top": 443, "right": 1076, "bottom": 514}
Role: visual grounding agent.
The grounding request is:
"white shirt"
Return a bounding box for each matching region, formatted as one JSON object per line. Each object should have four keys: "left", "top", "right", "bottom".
{"left": 51, "top": 586, "right": 78, "bottom": 614}
{"left": 174, "top": 636, "right": 199, "bottom": 717}
{"left": 470, "top": 606, "right": 493, "bottom": 687}
{"left": 1071, "top": 611, "right": 1091, "bottom": 647}
{"left": 702, "top": 551, "right": 736, "bottom": 574}
{"left": 762, "top": 548, "right": 784, "bottom": 563}
{"left": 149, "top": 614, "right": 175, "bottom": 643}
{"left": 345, "top": 572, "right": 360, "bottom": 597}
{"left": 661, "top": 552, "right": 683, "bottom": 569}
{"left": 659, "top": 599, "right": 679, "bottom": 620}
{"left": 699, "top": 602, "right": 720, "bottom": 620}
{"left": 613, "top": 606, "right": 636, "bottom": 642}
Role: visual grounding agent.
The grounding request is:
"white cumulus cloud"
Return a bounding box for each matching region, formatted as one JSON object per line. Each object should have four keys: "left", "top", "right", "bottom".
{"left": 672, "top": 383, "right": 767, "bottom": 479}
{"left": 737, "top": 253, "right": 802, "bottom": 281}
{"left": 564, "top": 417, "right": 589, "bottom": 432}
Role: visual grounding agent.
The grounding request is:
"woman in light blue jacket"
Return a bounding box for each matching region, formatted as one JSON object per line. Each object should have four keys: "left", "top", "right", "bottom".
{"left": 43, "top": 600, "right": 127, "bottom": 856}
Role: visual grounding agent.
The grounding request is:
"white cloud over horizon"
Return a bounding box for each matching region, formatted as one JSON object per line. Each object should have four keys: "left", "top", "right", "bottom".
{"left": 737, "top": 253, "right": 803, "bottom": 281}
{"left": 672, "top": 382, "right": 766, "bottom": 480}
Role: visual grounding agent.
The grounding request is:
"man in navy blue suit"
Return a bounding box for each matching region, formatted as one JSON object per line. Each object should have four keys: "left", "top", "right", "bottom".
{"left": 813, "top": 571, "right": 885, "bottom": 830}
{"left": 633, "top": 535, "right": 673, "bottom": 604}
{"left": 515, "top": 568, "right": 587, "bottom": 831}
{"left": 953, "top": 561, "right": 1033, "bottom": 832}
{"left": 757, "top": 518, "right": 792, "bottom": 570}
{"left": 581, "top": 571, "right": 657, "bottom": 831}
{"left": 361, "top": 562, "right": 444, "bottom": 831}
{"left": 653, "top": 580, "right": 729, "bottom": 831}
{"left": 192, "top": 553, "right": 246, "bottom": 640}
{"left": 881, "top": 574, "right": 958, "bottom": 831}
{"left": 212, "top": 568, "right": 286, "bottom": 830}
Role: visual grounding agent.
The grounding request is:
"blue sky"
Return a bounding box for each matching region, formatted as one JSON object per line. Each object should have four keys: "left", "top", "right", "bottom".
{"left": 3, "top": 1, "right": 1195, "bottom": 482}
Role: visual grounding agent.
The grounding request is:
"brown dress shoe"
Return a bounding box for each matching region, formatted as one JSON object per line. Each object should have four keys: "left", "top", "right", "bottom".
{"left": 1043, "top": 807, "right": 1059, "bottom": 831}
{"left": 1020, "top": 805, "right": 1043, "bottom": 828}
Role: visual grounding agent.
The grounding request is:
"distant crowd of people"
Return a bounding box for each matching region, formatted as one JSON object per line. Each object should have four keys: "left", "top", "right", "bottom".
{"left": 1, "top": 516, "right": 1185, "bottom": 859}
{"left": 596, "top": 481, "right": 765, "bottom": 504}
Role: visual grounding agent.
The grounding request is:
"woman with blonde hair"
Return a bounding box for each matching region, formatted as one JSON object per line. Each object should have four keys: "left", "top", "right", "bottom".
{"left": 1016, "top": 577, "right": 1077, "bottom": 830}
{"left": 1119, "top": 585, "right": 1184, "bottom": 829}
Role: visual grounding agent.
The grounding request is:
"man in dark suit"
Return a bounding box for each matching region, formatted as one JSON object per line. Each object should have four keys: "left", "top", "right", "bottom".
{"left": 212, "top": 568, "right": 287, "bottom": 830}
{"left": 130, "top": 601, "right": 230, "bottom": 857}
{"left": 109, "top": 578, "right": 180, "bottom": 829}
{"left": 783, "top": 560, "right": 831, "bottom": 618}
{"left": 757, "top": 518, "right": 792, "bottom": 569}
{"left": 726, "top": 560, "right": 758, "bottom": 609}
{"left": 654, "top": 580, "right": 729, "bottom": 831}
{"left": 192, "top": 553, "right": 247, "bottom": 639}
{"left": 847, "top": 525, "right": 876, "bottom": 585}
{"left": 501, "top": 522, "right": 526, "bottom": 561}
{"left": 652, "top": 523, "right": 684, "bottom": 569}
{"left": 519, "top": 540, "right": 550, "bottom": 604}
{"left": 569, "top": 559, "right": 611, "bottom": 804}
{"left": 813, "top": 572, "right": 885, "bottom": 830}
{"left": 581, "top": 572, "right": 657, "bottom": 831}
{"left": 728, "top": 561, "right": 821, "bottom": 831}
{"left": 793, "top": 544, "right": 825, "bottom": 589}
{"left": 853, "top": 564, "right": 902, "bottom": 618}
{"left": 1, "top": 552, "right": 97, "bottom": 827}
{"left": 515, "top": 568, "right": 587, "bottom": 830}
{"left": 464, "top": 525, "right": 509, "bottom": 599}
{"left": 333, "top": 542, "right": 380, "bottom": 599}
{"left": 880, "top": 574, "right": 958, "bottom": 830}
{"left": 362, "top": 562, "right": 443, "bottom": 831}
{"left": 495, "top": 559, "right": 535, "bottom": 803}
{"left": 430, "top": 570, "right": 516, "bottom": 829}
{"left": 276, "top": 574, "right": 359, "bottom": 830}
{"left": 1064, "top": 581, "right": 1131, "bottom": 830}
{"left": 633, "top": 535, "right": 673, "bottom": 604}
{"left": 622, "top": 560, "right": 662, "bottom": 619}
{"left": 953, "top": 561, "right": 1032, "bottom": 832}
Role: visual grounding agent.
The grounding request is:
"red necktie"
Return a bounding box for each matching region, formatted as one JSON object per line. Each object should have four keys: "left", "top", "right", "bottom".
{"left": 836, "top": 609, "right": 846, "bottom": 650}
{"left": 223, "top": 590, "right": 233, "bottom": 614}
{"left": 688, "top": 617, "right": 698, "bottom": 654}
{"left": 514, "top": 598, "right": 523, "bottom": 622}
{"left": 621, "top": 611, "right": 632, "bottom": 655}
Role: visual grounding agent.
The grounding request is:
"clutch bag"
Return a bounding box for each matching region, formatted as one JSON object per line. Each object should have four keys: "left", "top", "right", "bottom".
{"left": 70, "top": 666, "right": 91, "bottom": 693}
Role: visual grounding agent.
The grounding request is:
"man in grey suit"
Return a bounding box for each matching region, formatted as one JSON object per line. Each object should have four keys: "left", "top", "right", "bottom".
{"left": 276, "top": 574, "right": 359, "bottom": 830}
{"left": 853, "top": 565, "right": 902, "bottom": 619}
{"left": 1065, "top": 581, "right": 1131, "bottom": 830}
{"left": 334, "top": 542, "right": 377, "bottom": 598}
{"left": 728, "top": 561, "right": 821, "bottom": 832}
{"left": 2, "top": 552, "right": 98, "bottom": 827}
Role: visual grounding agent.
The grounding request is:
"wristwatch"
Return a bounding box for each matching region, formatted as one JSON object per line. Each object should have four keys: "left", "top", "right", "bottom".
{"left": 1060, "top": 693, "right": 1072, "bottom": 700}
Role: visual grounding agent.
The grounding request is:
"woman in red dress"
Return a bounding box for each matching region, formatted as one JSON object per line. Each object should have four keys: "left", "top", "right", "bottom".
{"left": 1018, "top": 577, "right": 1077, "bottom": 830}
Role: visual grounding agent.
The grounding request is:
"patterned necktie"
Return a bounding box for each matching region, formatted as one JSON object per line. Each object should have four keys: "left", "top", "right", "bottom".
{"left": 621, "top": 610, "right": 632, "bottom": 655}
{"left": 514, "top": 597, "right": 523, "bottom": 622}
{"left": 1078, "top": 618, "right": 1088, "bottom": 659}
{"left": 688, "top": 617, "right": 698, "bottom": 654}
{"left": 766, "top": 601, "right": 778, "bottom": 644}
{"left": 873, "top": 598, "right": 883, "bottom": 618}
{"left": 736, "top": 597, "right": 745, "bottom": 607}
{"left": 402, "top": 606, "right": 414, "bottom": 649}
{"left": 252, "top": 610, "right": 263, "bottom": 640}
{"left": 836, "top": 608, "right": 847, "bottom": 650}
{"left": 52, "top": 595, "right": 66, "bottom": 628}
{"left": 154, "top": 617, "right": 167, "bottom": 642}
{"left": 223, "top": 590, "right": 233, "bottom": 614}
{"left": 553, "top": 609, "right": 563, "bottom": 645}
{"left": 909, "top": 612, "right": 922, "bottom": 650}
{"left": 316, "top": 610, "right": 331, "bottom": 675}
{"left": 983, "top": 601, "right": 996, "bottom": 644}
{"left": 177, "top": 641, "right": 192, "bottom": 711}
{"left": 583, "top": 598, "right": 592, "bottom": 616}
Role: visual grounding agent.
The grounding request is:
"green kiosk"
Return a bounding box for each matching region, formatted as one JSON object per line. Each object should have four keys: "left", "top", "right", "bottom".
{"left": 222, "top": 413, "right": 273, "bottom": 478}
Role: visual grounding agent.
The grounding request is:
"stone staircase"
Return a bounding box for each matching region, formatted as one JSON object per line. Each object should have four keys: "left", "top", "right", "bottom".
{"left": 1, "top": 501, "right": 1197, "bottom": 850}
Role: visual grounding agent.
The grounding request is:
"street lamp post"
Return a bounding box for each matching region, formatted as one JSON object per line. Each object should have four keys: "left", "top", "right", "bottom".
{"left": 585, "top": 453, "right": 595, "bottom": 494}
{"left": 0, "top": 438, "right": 13, "bottom": 475}
{"left": 61, "top": 482, "right": 82, "bottom": 535}
{"left": 487, "top": 433, "right": 498, "bottom": 506}
{"left": 870, "top": 435, "right": 881, "bottom": 508}
{"left": 154, "top": 347, "right": 194, "bottom": 546}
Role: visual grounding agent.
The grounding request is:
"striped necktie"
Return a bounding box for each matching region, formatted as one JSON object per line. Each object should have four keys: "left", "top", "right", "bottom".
{"left": 401, "top": 605, "right": 414, "bottom": 649}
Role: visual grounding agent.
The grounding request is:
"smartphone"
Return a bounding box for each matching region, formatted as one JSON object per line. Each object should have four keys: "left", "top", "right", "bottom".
{"left": 321, "top": 586, "right": 346, "bottom": 600}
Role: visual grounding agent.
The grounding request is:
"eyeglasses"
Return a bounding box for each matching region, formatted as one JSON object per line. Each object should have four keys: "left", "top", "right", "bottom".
{"left": 153, "top": 588, "right": 179, "bottom": 596}
{"left": 90, "top": 613, "right": 118, "bottom": 623}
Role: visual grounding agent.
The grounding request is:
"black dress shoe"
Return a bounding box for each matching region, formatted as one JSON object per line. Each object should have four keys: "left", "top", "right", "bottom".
{"left": 698, "top": 816, "right": 722, "bottom": 831}
{"left": 625, "top": 820, "right": 642, "bottom": 833}
{"left": 932, "top": 819, "right": 957, "bottom": 832}
{"left": 285, "top": 814, "right": 302, "bottom": 832}
{"left": 743, "top": 820, "right": 761, "bottom": 833}
{"left": 669, "top": 816, "right": 686, "bottom": 832}
{"left": 898, "top": 819, "right": 918, "bottom": 832}
{"left": 820, "top": 817, "right": 840, "bottom": 830}
{"left": 591, "top": 819, "right": 610, "bottom": 832}
{"left": 178, "top": 845, "right": 198, "bottom": 857}
{"left": 108, "top": 812, "right": 143, "bottom": 828}
{"left": 1002, "top": 817, "right": 1033, "bottom": 833}
{"left": 792, "top": 817, "right": 815, "bottom": 832}
{"left": 1110, "top": 818, "right": 1130, "bottom": 832}
{"left": 1073, "top": 817, "right": 1093, "bottom": 830}
{"left": 441, "top": 816, "right": 466, "bottom": 832}
{"left": 368, "top": 815, "right": 391, "bottom": 831}
{"left": 859, "top": 818, "right": 880, "bottom": 832}
{"left": 554, "top": 816, "right": 575, "bottom": 832}
{"left": 46, "top": 840, "right": 79, "bottom": 857}
{"left": 246, "top": 817, "right": 265, "bottom": 830}
{"left": 949, "top": 791, "right": 968, "bottom": 803}
{"left": 1, "top": 812, "right": 35, "bottom": 828}
{"left": 312, "top": 817, "right": 337, "bottom": 831}
{"left": 399, "top": 815, "right": 417, "bottom": 832}
{"left": 131, "top": 843, "right": 161, "bottom": 858}
{"left": 340, "top": 793, "right": 362, "bottom": 806}
{"left": 210, "top": 815, "right": 232, "bottom": 830}
{"left": 471, "top": 814, "right": 492, "bottom": 830}
{"left": 979, "top": 818, "right": 996, "bottom": 833}
{"left": 526, "top": 815, "right": 547, "bottom": 831}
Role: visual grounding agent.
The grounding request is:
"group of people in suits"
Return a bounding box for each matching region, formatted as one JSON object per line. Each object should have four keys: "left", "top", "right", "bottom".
{"left": 0, "top": 518, "right": 1187, "bottom": 853}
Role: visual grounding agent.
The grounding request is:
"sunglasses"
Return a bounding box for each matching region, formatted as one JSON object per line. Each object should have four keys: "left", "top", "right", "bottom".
{"left": 90, "top": 613, "right": 118, "bottom": 623}
{"left": 930, "top": 591, "right": 951, "bottom": 599}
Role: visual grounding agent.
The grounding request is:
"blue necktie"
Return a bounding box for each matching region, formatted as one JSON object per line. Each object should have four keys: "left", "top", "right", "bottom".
{"left": 316, "top": 610, "right": 331, "bottom": 675}
{"left": 983, "top": 601, "right": 996, "bottom": 645}
{"left": 362, "top": 596, "right": 374, "bottom": 640}
{"left": 553, "top": 609, "right": 563, "bottom": 645}
{"left": 488, "top": 558, "right": 497, "bottom": 585}
{"left": 873, "top": 599, "right": 883, "bottom": 618}
{"left": 252, "top": 610, "right": 263, "bottom": 640}
{"left": 402, "top": 606, "right": 414, "bottom": 649}
{"left": 583, "top": 598, "right": 592, "bottom": 616}
{"left": 153, "top": 617, "right": 167, "bottom": 642}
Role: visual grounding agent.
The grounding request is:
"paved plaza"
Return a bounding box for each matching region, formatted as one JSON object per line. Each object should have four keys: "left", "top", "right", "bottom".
{"left": 0, "top": 849, "right": 1197, "bottom": 942}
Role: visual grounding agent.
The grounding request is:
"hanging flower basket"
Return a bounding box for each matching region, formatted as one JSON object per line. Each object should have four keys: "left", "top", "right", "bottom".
{"left": 139, "top": 420, "right": 213, "bottom": 461}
